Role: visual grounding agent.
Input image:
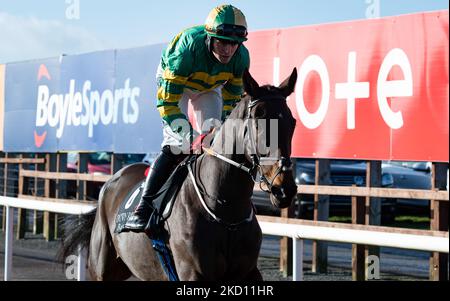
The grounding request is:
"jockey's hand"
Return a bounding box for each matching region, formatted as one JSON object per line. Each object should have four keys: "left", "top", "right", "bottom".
{"left": 190, "top": 133, "right": 208, "bottom": 154}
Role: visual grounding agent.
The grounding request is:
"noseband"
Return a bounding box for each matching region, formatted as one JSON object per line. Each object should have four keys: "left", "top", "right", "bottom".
{"left": 245, "top": 96, "right": 292, "bottom": 198}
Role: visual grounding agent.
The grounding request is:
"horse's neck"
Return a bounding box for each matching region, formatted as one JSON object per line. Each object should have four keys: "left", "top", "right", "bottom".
{"left": 199, "top": 152, "right": 253, "bottom": 196}
{"left": 195, "top": 120, "right": 254, "bottom": 219}
{"left": 195, "top": 154, "right": 254, "bottom": 222}
{"left": 206, "top": 111, "right": 253, "bottom": 199}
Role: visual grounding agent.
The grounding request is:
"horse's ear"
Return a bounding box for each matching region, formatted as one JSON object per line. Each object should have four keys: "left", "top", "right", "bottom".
{"left": 279, "top": 68, "right": 297, "bottom": 97}
{"left": 243, "top": 68, "right": 260, "bottom": 97}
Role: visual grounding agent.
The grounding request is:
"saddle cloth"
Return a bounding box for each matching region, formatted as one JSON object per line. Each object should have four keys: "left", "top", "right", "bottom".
{"left": 114, "top": 158, "right": 192, "bottom": 234}
{"left": 114, "top": 180, "right": 145, "bottom": 233}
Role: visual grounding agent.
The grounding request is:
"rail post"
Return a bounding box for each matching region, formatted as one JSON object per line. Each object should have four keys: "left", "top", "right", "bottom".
{"left": 365, "top": 161, "right": 382, "bottom": 280}
{"left": 16, "top": 153, "right": 30, "bottom": 239}
{"left": 280, "top": 159, "right": 297, "bottom": 276}
{"left": 112, "top": 153, "right": 125, "bottom": 174}
{"left": 43, "top": 153, "right": 56, "bottom": 241}
{"left": 55, "top": 153, "right": 68, "bottom": 239}
{"left": 430, "top": 162, "right": 449, "bottom": 281}
{"left": 312, "top": 159, "right": 330, "bottom": 273}
{"left": 77, "top": 153, "right": 89, "bottom": 201}
{"left": 77, "top": 245, "right": 87, "bottom": 281}
{"left": 4, "top": 205, "right": 13, "bottom": 281}
{"left": 352, "top": 187, "right": 366, "bottom": 280}
{"left": 32, "top": 153, "right": 46, "bottom": 235}
{"left": 292, "top": 237, "right": 303, "bottom": 281}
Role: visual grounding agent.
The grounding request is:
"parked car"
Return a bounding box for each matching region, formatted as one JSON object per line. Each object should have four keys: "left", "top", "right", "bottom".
{"left": 294, "top": 159, "right": 396, "bottom": 222}
{"left": 114, "top": 153, "right": 147, "bottom": 168}
{"left": 67, "top": 152, "right": 111, "bottom": 175}
{"left": 67, "top": 152, "right": 146, "bottom": 174}
{"left": 383, "top": 161, "right": 431, "bottom": 215}
{"left": 66, "top": 152, "right": 145, "bottom": 199}
{"left": 251, "top": 159, "right": 433, "bottom": 222}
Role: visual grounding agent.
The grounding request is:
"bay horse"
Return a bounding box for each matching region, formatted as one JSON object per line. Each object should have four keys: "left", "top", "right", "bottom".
{"left": 58, "top": 68, "right": 298, "bottom": 280}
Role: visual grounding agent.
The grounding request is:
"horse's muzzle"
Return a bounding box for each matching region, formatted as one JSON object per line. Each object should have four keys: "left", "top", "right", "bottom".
{"left": 271, "top": 185, "right": 286, "bottom": 199}
{"left": 270, "top": 184, "right": 297, "bottom": 209}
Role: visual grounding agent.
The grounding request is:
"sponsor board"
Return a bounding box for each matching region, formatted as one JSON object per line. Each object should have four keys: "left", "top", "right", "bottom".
{"left": 4, "top": 45, "right": 165, "bottom": 153}
{"left": 246, "top": 10, "right": 448, "bottom": 162}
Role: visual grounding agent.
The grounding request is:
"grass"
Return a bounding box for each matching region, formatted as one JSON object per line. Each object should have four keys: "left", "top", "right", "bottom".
{"left": 389, "top": 215, "right": 430, "bottom": 230}
{"left": 328, "top": 216, "right": 352, "bottom": 223}
{"left": 395, "top": 215, "right": 430, "bottom": 223}
{"left": 328, "top": 215, "right": 431, "bottom": 230}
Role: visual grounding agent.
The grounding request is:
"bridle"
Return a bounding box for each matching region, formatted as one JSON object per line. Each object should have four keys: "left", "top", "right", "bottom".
{"left": 187, "top": 95, "right": 294, "bottom": 228}
{"left": 203, "top": 95, "right": 293, "bottom": 199}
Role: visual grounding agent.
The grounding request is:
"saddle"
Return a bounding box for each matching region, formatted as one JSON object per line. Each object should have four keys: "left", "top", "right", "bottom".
{"left": 114, "top": 155, "right": 196, "bottom": 235}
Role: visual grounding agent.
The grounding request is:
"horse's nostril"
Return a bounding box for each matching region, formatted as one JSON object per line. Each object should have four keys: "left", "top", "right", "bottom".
{"left": 271, "top": 186, "right": 286, "bottom": 199}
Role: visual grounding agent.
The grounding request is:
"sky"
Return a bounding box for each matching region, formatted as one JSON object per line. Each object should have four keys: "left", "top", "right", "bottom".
{"left": 0, "top": 0, "right": 448, "bottom": 64}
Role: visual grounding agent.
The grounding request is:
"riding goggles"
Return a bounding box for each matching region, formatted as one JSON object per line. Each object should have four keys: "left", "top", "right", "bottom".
{"left": 206, "top": 24, "right": 248, "bottom": 42}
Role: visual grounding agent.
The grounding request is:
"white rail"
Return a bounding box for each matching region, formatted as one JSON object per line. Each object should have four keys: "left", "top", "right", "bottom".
{"left": 1, "top": 196, "right": 448, "bottom": 281}
{"left": 0, "top": 196, "right": 96, "bottom": 281}
{"left": 258, "top": 221, "right": 449, "bottom": 281}
{"left": 0, "top": 196, "right": 95, "bottom": 215}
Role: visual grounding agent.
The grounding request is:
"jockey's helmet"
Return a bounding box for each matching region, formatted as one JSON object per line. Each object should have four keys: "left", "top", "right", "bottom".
{"left": 205, "top": 4, "right": 248, "bottom": 43}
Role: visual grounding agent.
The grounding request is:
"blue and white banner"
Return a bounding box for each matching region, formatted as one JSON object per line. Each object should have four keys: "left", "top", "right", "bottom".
{"left": 3, "top": 44, "right": 166, "bottom": 153}
{"left": 114, "top": 45, "right": 166, "bottom": 154}
{"left": 5, "top": 57, "right": 60, "bottom": 152}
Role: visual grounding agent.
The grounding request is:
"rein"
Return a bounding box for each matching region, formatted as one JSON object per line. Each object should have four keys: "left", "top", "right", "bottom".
{"left": 188, "top": 163, "right": 254, "bottom": 230}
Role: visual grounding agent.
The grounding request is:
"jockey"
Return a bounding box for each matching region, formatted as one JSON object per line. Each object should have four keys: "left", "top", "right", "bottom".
{"left": 123, "top": 4, "right": 250, "bottom": 235}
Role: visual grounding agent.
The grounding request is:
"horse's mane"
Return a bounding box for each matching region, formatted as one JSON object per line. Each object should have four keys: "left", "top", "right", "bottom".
{"left": 205, "top": 94, "right": 250, "bottom": 154}
{"left": 227, "top": 94, "right": 251, "bottom": 120}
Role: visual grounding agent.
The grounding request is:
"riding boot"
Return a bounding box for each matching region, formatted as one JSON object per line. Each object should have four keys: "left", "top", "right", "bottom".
{"left": 123, "top": 146, "right": 181, "bottom": 233}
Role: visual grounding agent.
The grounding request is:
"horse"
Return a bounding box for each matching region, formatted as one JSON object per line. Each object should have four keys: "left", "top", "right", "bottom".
{"left": 58, "top": 68, "right": 298, "bottom": 281}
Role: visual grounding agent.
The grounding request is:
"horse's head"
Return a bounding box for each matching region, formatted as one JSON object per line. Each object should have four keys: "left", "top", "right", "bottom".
{"left": 242, "top": 68, "right": 298, "bottom": 209}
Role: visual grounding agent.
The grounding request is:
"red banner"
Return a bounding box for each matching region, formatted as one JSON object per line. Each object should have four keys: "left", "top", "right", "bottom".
{"left": 246, "top": 10, "right": 449, "bottom": 162}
